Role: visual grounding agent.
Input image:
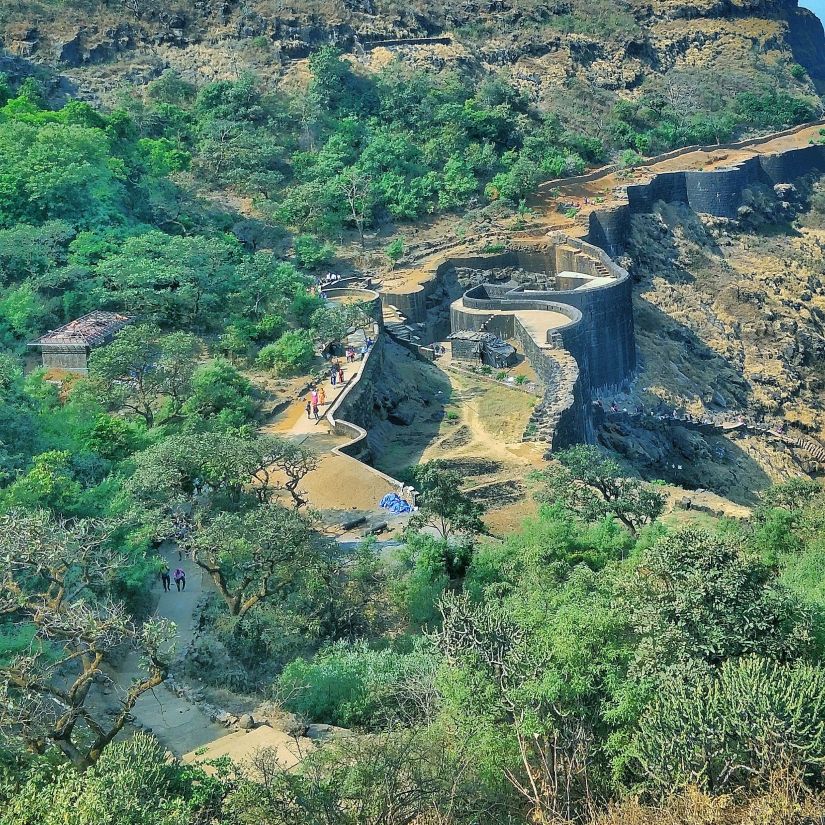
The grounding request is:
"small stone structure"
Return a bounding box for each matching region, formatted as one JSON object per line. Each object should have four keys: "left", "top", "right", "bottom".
{"left": 28, "top": 310, "right": 131, "bottom": 374}
{"left": 448, "top": 330, "right": 516, "bottom": 368}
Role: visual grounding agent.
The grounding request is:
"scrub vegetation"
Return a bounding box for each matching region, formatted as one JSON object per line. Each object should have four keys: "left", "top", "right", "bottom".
{"left": 0, "top": 31, "right": 824, "bottom": 825}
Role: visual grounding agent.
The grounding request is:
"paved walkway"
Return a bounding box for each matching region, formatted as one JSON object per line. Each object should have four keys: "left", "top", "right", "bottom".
{"left": 283, "top": 350, "right": 370, "bottom": 439}
{"left": 121, "top": 545, "right": 229, "bottom": 755}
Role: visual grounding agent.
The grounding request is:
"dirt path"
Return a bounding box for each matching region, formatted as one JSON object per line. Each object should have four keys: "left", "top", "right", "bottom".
{"left": 262, "top": 339, "right": 408, "bottom": 514}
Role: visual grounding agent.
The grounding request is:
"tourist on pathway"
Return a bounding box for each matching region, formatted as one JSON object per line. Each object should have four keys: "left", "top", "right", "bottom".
{"left": 305, "top": 400, "right": 312, "bottom": 419}
{"left": 160, "top": 563, "right": 171, "bottom": 592}
{"left": 338, "top": 366, "right": 345, "bottom": 384}
{"left": 312, "top": 401, "right": 320, "bottom": 420}
{"left": 318, "top": 386, "right": 326, "bottom": 405}
{"left": 311, "top": 388, "right": 319, "bottom": 407}
{"left": 173, "top": 567, "right": 186, "bottom": 592}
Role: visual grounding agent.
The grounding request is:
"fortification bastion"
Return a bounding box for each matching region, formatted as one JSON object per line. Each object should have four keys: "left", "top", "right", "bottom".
{"left": 376, "top": 121, "right": 825, "bottom": 452}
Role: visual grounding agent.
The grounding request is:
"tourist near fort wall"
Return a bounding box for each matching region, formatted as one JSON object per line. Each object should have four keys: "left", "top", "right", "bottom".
{"left": 322, "top": 328, "right": 409, "bottom": 495}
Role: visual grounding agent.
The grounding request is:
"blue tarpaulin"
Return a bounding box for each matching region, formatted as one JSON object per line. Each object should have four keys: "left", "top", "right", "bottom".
{"left": 379, "top": 493, "right": 412, "bottom": 514}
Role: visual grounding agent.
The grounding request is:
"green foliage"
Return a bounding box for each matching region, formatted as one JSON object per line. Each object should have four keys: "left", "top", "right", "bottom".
{"left": 635, "top": 657, "right": 825, "bottom": 793}
{"left": 625, "top": 526, "right": 812, "bottom": 678}
{"left": 87, "top": 324, "right": 201, "bottom": 428}
{"left": 293, "top": 234, "right": 334, "bottom": 269}
{"left": 276, "top": 639, "right": 437, "bottom": 729}
{"left": 791, "top": 63, "right": 808, "bottom": 81}
{"left": 408, "top": 461, "right": 484, "bottom": 543}
{"left": 183, "top": 358, "right": 254, "bottom": 429}
{"left": 256, "top": 330, "right": 315, "bottom": 375}
{"left": 386, "top": 238, "right": 404, "bottom": 265}
{"left": 533, "top": 445, "right": 665, "bottom": 535}
{"left": 0, "top": 733, "right": 220, "bottom": 825}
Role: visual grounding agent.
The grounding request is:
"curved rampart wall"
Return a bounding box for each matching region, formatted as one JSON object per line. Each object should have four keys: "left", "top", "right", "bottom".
{"left": 326, "top": 336, "right": 406, "bottom": 493}
{"left": 322, "top": 287, "right": 384, "bottom": 329}
{"left": 591, "top": 143, "right": 825, "bottom": 256}
{"left": 451, "top": 237, "right": 635, "bottom": 392}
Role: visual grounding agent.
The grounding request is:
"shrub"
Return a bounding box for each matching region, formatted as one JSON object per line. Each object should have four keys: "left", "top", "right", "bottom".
{"left": 184, "top": 358, "right": 254, "bottom": 424}
{"left": 635, "top": 657, "right": 825, "bottom": 793}
{"left": 275, "top": 639, "right": 437, "bottom": 729}
{"left": 619, "top": 148, "right": 643, "bottom": 168}
{"left": 386, "top": 238, "right": 404, "bottom": 266}
{"left": 294, "top": 234, "right": 334, "bottom": 269}
{"left": 791, "top": 63, "right": 808, "bottom": 81}
{"left": 252, "top": 313, "right": 286, "bottom": 342}
{"left": 256, "top": 330, "right": 315, "bottom": 375}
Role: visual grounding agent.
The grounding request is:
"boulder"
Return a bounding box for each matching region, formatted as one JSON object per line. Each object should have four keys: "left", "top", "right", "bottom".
{"left": 238, "top": 713, "right": 255, "bottom": 730}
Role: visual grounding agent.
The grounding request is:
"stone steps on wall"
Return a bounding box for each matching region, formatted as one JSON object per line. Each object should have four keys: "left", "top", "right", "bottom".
{"left": 522, "top": 348, "right": 581, "bottom": 449}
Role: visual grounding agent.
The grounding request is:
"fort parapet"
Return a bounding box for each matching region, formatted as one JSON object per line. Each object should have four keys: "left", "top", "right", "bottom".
{"left": 380, "top": 126, "right": 825, "bottom": 453}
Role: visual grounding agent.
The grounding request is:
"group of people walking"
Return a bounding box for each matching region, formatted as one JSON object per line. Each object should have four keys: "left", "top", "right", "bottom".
{"left": 306, "top": 385, "right": 328, "bottom": 420}
{"left": 304, "top": 337, "right": 376, "bottom": 421}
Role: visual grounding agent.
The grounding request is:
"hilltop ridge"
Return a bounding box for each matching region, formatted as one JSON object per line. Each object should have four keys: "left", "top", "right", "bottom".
{"left": 2, "top": 0, "right": 824, "bottom": 119}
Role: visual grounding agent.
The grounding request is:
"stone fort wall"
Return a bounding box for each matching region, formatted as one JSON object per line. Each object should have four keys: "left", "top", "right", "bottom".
{"left": 590, "top": 143, "right": 825, "bottom": 256}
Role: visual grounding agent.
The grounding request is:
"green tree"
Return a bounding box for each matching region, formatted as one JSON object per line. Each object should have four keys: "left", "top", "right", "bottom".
{"left": 533, "top": 445, "right": 665, "bottom": 535}
{"left": 183, "top": 358, "right": 254, "bottom": 426}
{"left": 408, "top": 462, "right": 484, "bottom": 543}
{"left": 625, "top": 526, "right": 812, "bottom": 678}
{"left": 127, "top": 432, "right": 317, "bottom": 512}
{"left": 98, "top": 232, "right": 240, "bottom": 328}
{"left": 0, "top": 115, "right": 123, "bottom": 227}
{"left": 294, "top": 234, "right": 334, "bottom": 270}
{"left": 88, "top": 324, "right": 200, "bottom": 427}
{"left": 256, "top": 330, "right": 315, "bottom": 376}
{"left": 0, "top": 511, "right": 175, "bottom": 769}
{"left": 1, "top": 733, "right": 220, "bottom": 824}
{"left": 0, "top": 450, "right": 81, "bottom": 513}
{"left": 186, "top": 503, "right": 328, "bottom": 618}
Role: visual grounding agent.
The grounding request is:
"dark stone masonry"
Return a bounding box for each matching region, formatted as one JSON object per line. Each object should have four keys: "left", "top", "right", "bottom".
{"left": 445, "top": 141, "right": 825, "bottom": 448}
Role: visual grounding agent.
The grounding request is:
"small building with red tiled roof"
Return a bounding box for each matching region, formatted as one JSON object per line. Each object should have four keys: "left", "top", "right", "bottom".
{"left": 28, "top": 311, "right": 132, "bottom": 374}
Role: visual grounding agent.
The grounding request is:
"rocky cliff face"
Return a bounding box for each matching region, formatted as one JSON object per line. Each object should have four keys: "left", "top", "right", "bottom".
{"left": 2, "top": 0, "right": 824, "bottom": 107}
{"left": 595, "top": 180, "right": 825, "bottom": 501}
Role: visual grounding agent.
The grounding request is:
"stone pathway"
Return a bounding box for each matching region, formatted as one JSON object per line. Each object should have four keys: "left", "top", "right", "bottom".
{"left": 121, "top": 545, "right": 229, "bottom": 755}
{"left": 268, "top": 342, "right": 370, "bottom": 441}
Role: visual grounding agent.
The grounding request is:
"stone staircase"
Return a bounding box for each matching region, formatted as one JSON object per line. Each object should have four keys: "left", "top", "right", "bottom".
{"left": 522, "top": 349, "right": 580, "bottom": 452}
{"left": 772, "top": 432, "right": 825, "bottom": 464}
{"left": 382, "top": 305, "right": 422, "bottom": 344}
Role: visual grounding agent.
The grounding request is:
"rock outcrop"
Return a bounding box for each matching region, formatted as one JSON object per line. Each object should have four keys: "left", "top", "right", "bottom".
{"left": 1, "top": 0, "right": 823, "bottom": 106}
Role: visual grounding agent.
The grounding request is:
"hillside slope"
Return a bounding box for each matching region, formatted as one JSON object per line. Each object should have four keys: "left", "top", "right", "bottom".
{"left": 2, "top": 0, "right": 824, "bottom": 119}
